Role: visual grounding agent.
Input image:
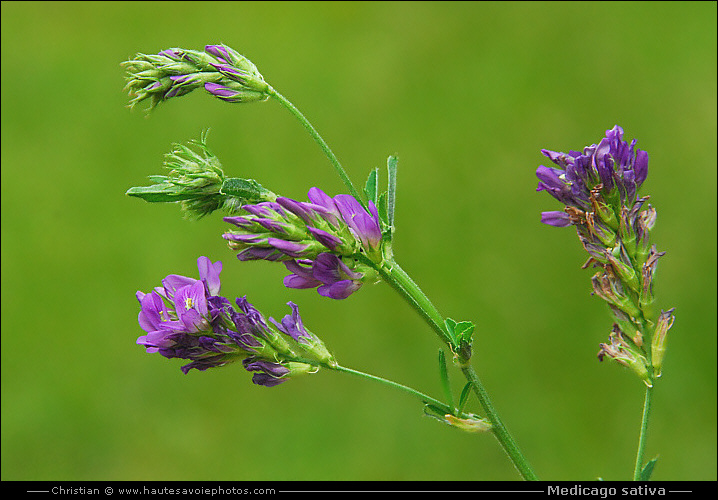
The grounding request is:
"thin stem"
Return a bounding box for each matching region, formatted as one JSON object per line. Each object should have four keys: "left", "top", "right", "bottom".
{"left": 633, "top": 384, "right": 654, "bottom": 480}
{"left": 286, "top": 355, "right": 459, "bottom": 417}
{"left": 331, "top": 364, "right": 455, "bottom": 416}
{"left": 372, "top": 257, "right": 538, "bottom": 481}
{"left": 267, "top": 86, "right": 364, "bottom": 203}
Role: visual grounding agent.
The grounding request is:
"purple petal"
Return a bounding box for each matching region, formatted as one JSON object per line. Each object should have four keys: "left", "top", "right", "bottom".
{"left": 268, "top": 238, "right": 309, "bottom": 257}
{"left": 283, "top": 260, "right": 322, "bottom": 289}
{"left": 540, "top": 211, "right": 572, "bottom": 227}
{"left": 196, "top": 256, "right": 222, "bottom": 296}
{"left": 307, "top": 187, "right": 341, "bottom": 226}
{"left": 204, "top": 82, "right": 239, "bottom": 99}
{"left": 317, "top": 280, "right": 362, "bottom": 300}
{"left": 307, "top": 226, "right": 342, "bottom": 250}
{"left": 634, "top": 149, "right": 649, "bottom": 187}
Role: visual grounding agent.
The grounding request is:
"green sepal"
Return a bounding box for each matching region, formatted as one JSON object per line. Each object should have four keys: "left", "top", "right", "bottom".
{"left": 437, "top": 349, "right": 454, "bottom": 412}
{"left": 638, "top": 457, "right": 659, "bottom": 481}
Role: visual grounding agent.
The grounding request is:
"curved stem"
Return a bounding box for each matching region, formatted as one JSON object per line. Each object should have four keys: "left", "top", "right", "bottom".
{"left": 267, "top": 86, "right": 364, "bottom": 203}
{"left": 372, "top": 257, "right": 538, "bottom": 480}
{"left": 633, "top": 384, "right": 654, "bottom": 480}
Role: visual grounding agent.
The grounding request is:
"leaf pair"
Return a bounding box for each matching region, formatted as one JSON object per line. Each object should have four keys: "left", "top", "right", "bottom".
{"left": 363, "top": 155, "right": 398, "bottom": 241}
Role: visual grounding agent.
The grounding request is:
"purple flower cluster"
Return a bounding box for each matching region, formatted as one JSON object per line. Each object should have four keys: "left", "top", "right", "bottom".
{"left": 536, "top": 125, "right": 648, "bottom": 228}
{"left": 136, "top": 256, "right": 333, "bottom": 386}
{"left": 223, "top": 187, "right": 382, "bottom": 299}
{"left": 123, "top": 44, "right": 269, "bottom": 111}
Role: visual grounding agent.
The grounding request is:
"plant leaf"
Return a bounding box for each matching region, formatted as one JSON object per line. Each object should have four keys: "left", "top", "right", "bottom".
{"left": 387, "top": 155, "right": 398, "bottom": 228}
{"left": 126, "top": 183, "right": 205, "bottom": 202}
{"left": 364, "top": 167, "right": 379, "bottom": 205}
{"left": 458, "top": 382, "right": 472, "bottom": 414}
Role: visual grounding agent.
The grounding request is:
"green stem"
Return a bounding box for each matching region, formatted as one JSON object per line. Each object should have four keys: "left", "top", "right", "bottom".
{"left": 331, "top": 364, "right": 456, "bottom": 416}
{"left": 267, "top": 86, "right": 364, "bottom": 203}
{"left": 373, "top": 257, "right": 538, "bottom": 481}
{"left": 633, "top": 384, "right": 654, "bottom": 480}
{"left": 461, "top": 364, "right": 539, "bottom": 481}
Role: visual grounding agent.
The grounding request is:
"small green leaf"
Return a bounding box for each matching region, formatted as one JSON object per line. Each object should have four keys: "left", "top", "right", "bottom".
{"left": 387, "top": 155, "right": 398, "bottom": 228}
{"left": 438, "top": 349, "right": 453, "bottom": 412}
{"left": 364, "top": 167, "right": 379, "bottom": 205}
{"left": 453, "top": 321, "right": 475, "bottom": 344}
{"left": 639, "top": 457, "right": 659, "bottom": 481}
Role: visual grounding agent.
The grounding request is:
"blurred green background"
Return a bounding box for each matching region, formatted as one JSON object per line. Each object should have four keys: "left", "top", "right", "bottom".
{"left": 2, "top": 1, "right": 715, "bottom": 482}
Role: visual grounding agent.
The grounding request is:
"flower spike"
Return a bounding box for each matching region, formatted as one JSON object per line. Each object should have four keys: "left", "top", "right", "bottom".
{"left": 122, "top": 45, "right": 269, "bottom": 111}
{"left": 536, "top": 126, "right": 673, "bottom": 384}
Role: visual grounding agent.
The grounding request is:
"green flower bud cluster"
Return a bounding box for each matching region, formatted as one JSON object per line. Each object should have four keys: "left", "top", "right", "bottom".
{"left": 126, "top": 132, "right": 277, "bottom": 219}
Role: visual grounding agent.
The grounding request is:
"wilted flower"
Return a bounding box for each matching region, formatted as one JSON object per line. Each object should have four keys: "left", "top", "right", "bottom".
{"left": 135, "top": 256, "right": 335, "bottom": 386}
{"left": 651, "top": 308, "right": 675, "bottom": 377}
{"left": 598, "top": 324, "right": 652, "bottom": 386}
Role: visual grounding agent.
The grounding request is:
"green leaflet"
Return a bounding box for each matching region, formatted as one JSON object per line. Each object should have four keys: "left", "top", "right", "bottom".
{"left": 638, "top": 457, "right": 659, "bottom": 481}
{"left": 125, "top": 183, "right": 206, "bottom": 202}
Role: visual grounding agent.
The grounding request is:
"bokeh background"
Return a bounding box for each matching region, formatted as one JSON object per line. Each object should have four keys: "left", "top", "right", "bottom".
{"left": 2, "top": 1, "right": 715, "bottom": 482}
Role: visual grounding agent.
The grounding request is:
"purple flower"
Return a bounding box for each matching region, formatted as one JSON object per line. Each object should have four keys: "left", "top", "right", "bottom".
{"left": 270, "top": 302, "right": 311, "bottom": 344}
{"left": 134, "top": 257, "right": 335, "bottom": 385}
{"left": 222, "top": 194, "right": 353, "bottom": 262}
{"left": 243, "top": 358, "right": 291, "bottom": 387}
{"left": 222, "top": 188, "right": 384, "bottom": 299}
{"left": 283, "top": 253, "right": 364, "bottom": 300}
{"left": 135, "top": 257, "right": 255, "bottom": 373}
{"left": 334, "top": 194, "right": 382, "bottom": 253}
